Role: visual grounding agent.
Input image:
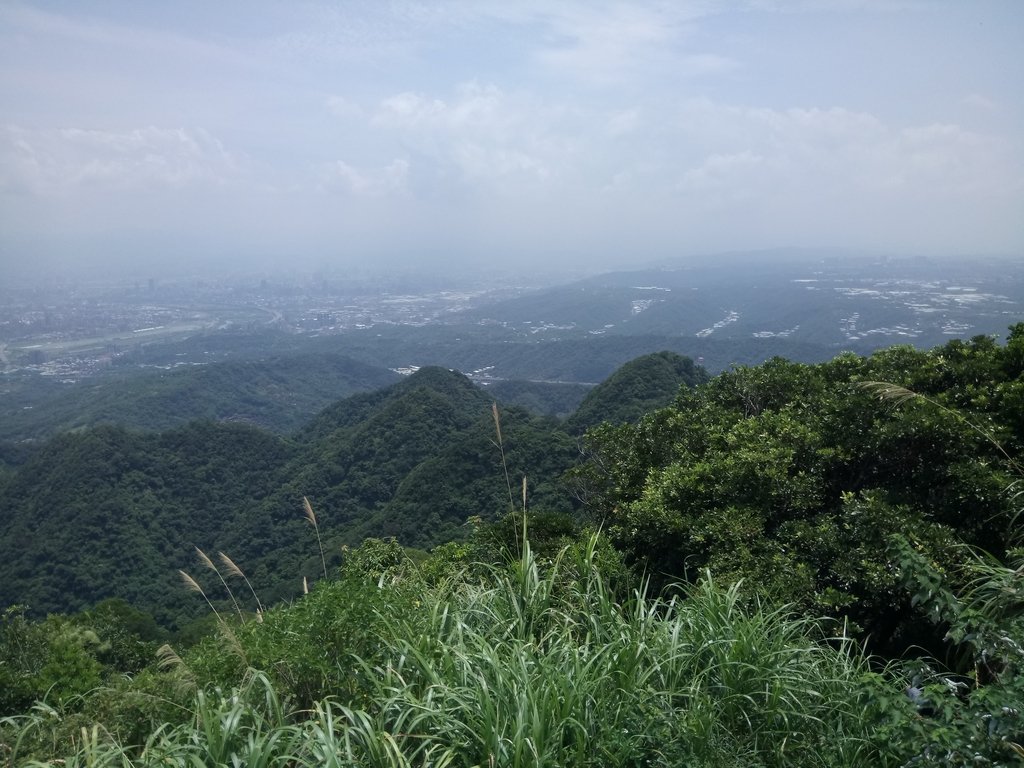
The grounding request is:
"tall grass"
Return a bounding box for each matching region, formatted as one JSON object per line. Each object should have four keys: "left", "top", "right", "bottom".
{"left": 357, "top": 535, "right": 878, "bottom": 767}
{"left": 3, "top": 535, "right": 886, "bottom": 767}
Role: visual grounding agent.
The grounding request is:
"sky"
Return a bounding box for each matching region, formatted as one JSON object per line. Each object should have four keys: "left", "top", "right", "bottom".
{"left": 1, "top": 0, "right": 1022, "bottom": 279}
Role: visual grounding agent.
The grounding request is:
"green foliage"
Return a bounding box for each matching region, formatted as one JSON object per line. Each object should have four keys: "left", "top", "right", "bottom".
{"left": 0, "top": 366, "right": 585, "bottom": 624}
{"left": 0, "top": 608, "right": 102, "bottom": 716}
{"left": 480, "top": 379, "right": 592, "bottom": 418}
{"left": 1, "top": 536, "right": 892, "bottom": 767}
{"left": 6, "top": 332, "right": 1024, "bottom": 764}
{"left": 573, "top": 332, "right": 1023, "bottom": 654}
{"left": 877, "top": 536, "right": 1024, "bottom": 765}
{"left": 565, "top": 349, "right": 707, "bottom": 433}
{"left": 339, "top": 538, "right": 409, "bottom": 582}
{"left": 183, "top": 551, "right": 420, "bottom": 710}
{"left": 0, "top": 422, "right": 296, "bottom": 627}
{"left": 0, "top": 354, "right": 401, "bottom": 442}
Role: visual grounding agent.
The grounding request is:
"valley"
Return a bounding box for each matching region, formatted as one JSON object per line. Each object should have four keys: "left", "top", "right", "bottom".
{"left": 2, "top": 253, "right": 1021, "bottom": 446}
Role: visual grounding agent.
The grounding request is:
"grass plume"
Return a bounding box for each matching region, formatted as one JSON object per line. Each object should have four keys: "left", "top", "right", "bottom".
{"left": 303, "top": 496, "right": 328, "bottom": 581}
{"left": 195, "top": 545, "right": 243, "bottom": 622}
{"left": 860, "top": 380, "right": 1023, "bottom": 475}
{"left": 179, "top": 569, "right": 224, "bottom": 626}
{"left": 492, "top": 403, "right": 515, "bottom": 511}
{"left": 219, "top": 550, "right": 265, "bottom": 615}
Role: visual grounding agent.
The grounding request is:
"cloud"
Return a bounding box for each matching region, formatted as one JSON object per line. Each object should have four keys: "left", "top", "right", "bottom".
{"left": 323, "top": 158, "right": 409, "bottom": 197}
{"left": 370, "top": 82, "right": 571, "bottom": 191}
{"left": 678, "top": 151, "right": 772, "bottom": 198}
{"left": 1, "top": 1, "right": 1020, "bottom": 271}
{"left": 319, "top": 75, "right": 1022, "bottom": 256}
{"left": 670, "top": 102, "right": 1022, "bottom": 201}
{"left": 0, "top": 125, "right": 241, "bottom": 195}
{"left": 961, "top": 93, "right": 996, "bottom": 111}
{"left": 658, "top": 100, "right": 1024, "bottom": 253}
{"left": 524, "top": 2, "right": 729, "bottom": 86}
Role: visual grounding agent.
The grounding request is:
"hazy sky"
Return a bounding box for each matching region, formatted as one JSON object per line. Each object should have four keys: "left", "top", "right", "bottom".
{"left": 1, "top": 1, "right": 1022, "bottom": 278}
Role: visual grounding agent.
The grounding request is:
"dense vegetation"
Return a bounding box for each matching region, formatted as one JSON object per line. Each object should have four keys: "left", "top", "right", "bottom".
{"left": 0, "top": 374, "right": 530, "bottom": 626}
{"left": 2, "top": 528, "right": 1022, "bottom": 765}
{"left": 571, "top": 329, "right": 1024, "bottom": 657}
{"left": 0, "top": 354, "right": 400, "bottom": 443}
{"left": 0, "top": 350, "right": 706, "bottom": 627}
{"left": 1, "top": 330, "right": 1023, "bottom": 765}
{"left": 480, "top": 379, "right": 592, "bottom": 419}
{"left": 564, "top": 350, "right": 708, "bottom": 433}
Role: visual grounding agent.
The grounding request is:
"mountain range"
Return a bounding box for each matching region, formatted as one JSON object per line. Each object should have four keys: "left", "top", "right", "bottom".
{"left": 0, "top": 352, "right": 703, "bottom": 628}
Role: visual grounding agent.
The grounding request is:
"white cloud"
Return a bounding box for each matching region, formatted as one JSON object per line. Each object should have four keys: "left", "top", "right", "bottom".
{"left": 0, "top": 125, "right": 241, "bottom": 195}
{"left": 962, "top": 93, "right": 996, "bottom": 111}
{"left": 670, "top": 102, "right": 1021, "bottom": 200}
{"left": 323, "top": 158, "right": 409, "bottom": 197}
{"left": 370, "top": 82, "right": 572, "bottom": 190}
{"left": 656, "top": 100, "right": 1024, "bottom": 253}
{"left": 606, "top": 109, "right": 641, "bottom": 137}
{"left": 525, "top": 2, "right": 723, "bottom": 86}
{"left": 678, "top": 151, "right": 772, "bottom": 198}
{"left": 1, "top": 0, "right": 1021, "bottom": 271}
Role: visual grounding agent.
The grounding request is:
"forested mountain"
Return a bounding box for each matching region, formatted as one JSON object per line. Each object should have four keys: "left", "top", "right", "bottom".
{"left": 3, "top": 330, "right": 1024, "bottom": 765}
{"left": 0, "top": 422, "right": 296, "bottom": 626}
{"left": 0, "top": 353, "right": 401, "bottom": 442}
{"left": 564, "top": 350, "right": 708, "bottom": 433}
{"left": 284, "top": 367, "right": 578, "bottom": 549}
{"left": 3, "top": 326, "right": 1023, "bottom": 645}
{"left": 0, "top": 366, "right": 598, "bottom": 626}
{"left": 571, "top": 326, "right": 1024, "bottom": 655}
{"left": 478, "top": 379, "right": 591, "bottom": 418}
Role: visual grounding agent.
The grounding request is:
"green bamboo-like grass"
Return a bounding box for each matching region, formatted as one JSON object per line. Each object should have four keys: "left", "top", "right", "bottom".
{"left": 358, "top": 535, "right": 878, "bottom": 767}
{"left": 3, "top": 534, "right": 886, "bottom": 767}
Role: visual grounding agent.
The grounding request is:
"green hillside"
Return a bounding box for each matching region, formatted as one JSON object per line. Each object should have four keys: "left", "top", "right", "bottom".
{"left": 571, "top": 328, "right": 1024, "bottom": 656}
{"left": 0, "top": 353, "right": 401, "bottom": 442}
{"left": 478, "top": 379, "right": 591, "bottom": 418}
{"left": 0, "top": 367, "right": 591, "bottom": 626}
{"left": 0, "top": 422, "right": 296, "bottom": 626}
{"left": 3, "top": 331, "right": 1024, "bottom": 765}
{"left": 565, "top": 350, "right": 709, "bottom": 433}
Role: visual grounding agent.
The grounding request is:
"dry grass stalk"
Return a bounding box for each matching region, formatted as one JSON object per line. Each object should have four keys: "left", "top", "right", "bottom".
{"left": 218, "top": 622, "right": 248, "bottom": 666}
{"left": 194, "top": 547, "right": 214, "bottom": 571}
{"left": 860, "top": 380, "right": 1023, "bottom": 474}
{"left": 155, "top": 643, "right": 185, "bottom": 671}
{"left": 219, "top": 551, "right": 265, "bottom": 614}
{"left": 303, "top": 496, "right": 328, "bottom": 580}
{"left": 178, "top": 569, "right": 224, "bottom": 625}
{"left": 195, "top": 545, "right": 243, "bottom": 622}
{"left": 155, "top": 643, "right": 196, "bottom": 696}
{"left": 492, "top": 403, "right": 515, "bottom": 511}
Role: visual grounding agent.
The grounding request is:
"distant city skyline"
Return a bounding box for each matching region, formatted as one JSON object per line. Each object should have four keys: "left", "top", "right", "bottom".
{"left": 1, "top": 1, "right": 1022, "bottom": 279}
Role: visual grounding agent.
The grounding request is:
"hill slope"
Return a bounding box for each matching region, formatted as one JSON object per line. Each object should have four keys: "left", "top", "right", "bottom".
{"left": 565, "top": 351, "right": 709, "bottom": 434}
{"left": 0, "top": 353, "right": 401, "bottom": 442}
{"left": 0, "top": 422, "right": 296, "bottom": 626}
{"left": 0, "top": 366, "right": 591, "bottom": 624}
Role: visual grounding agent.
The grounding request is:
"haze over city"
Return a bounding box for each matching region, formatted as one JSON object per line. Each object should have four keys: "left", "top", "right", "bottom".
{"left": 1, "top": 0, "right": 1022, "bottom": 280}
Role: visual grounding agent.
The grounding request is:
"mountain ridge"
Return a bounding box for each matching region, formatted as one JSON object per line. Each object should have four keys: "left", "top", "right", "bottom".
{"left": 1, "top": 357, "right": 694, "bottom": 625}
